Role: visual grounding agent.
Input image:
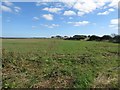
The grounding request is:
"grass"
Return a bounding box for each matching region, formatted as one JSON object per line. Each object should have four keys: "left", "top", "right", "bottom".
{"left": 2, "top": 39, "right": 119, "bottom": 88}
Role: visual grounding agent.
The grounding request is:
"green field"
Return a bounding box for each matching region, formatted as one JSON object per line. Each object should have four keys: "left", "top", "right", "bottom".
{"left": 2, "top": 39, "right": 119, "bottom": 88}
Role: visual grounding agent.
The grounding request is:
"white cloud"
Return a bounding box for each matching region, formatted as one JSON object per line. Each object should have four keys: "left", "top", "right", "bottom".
{"left": 68, "top": 21, "right": 89, "bottom": 26}
{"left": 36, "top": 2, "right": 48, "bottom": 6}
{"left": 59, "top": 0, "right": 77, "bottom": 3}
{"left": 39, "top": 0, "right": 55, "bottom": 2}
{"left": 69, "top": 17, "right": 73, "bottom": 19}
{"left": 97, "top": 8, "right": 115, "bottom": 15}
{"left": 34, "top": 0, "right": 118, "bottom": 17}
{"left": 14, "top": 6, "right": 21, "bottom": 13}
{"left": 60, "top": 0, "right": 118, "bottom": 16}
{"left": 108, "top": 8, "right": 115, "bottom": 12}
{"left": 14, "top": 6, "right": 21, "bottom": 10}
{"left": 41, "top": 24, "right": 59, "bottom": 28}
{"left": 2, "top": 1, "right": 21, "bottom": 14}
{"left": 63, "top": 10, "right": 76, "bottom": 16}
{"left": 60, "top": 1, "right": 76, "bottom": 8}
{"left": 77, "top": 12, "right": 85, "bottom": 16}
{"left": 3, "top": 1, "right": 13, "bottom": 6}
{"left": 108, "top": 0, "right": 119, "bottom": 8}
{"left": 1, "top": 5, "right": 12, "bottom": 12}
{"left": 97, "top": 11, "right": 109, "bottom": 15}
{"left": 73, "top": 0, "right": 97, "bottom": 13}
{"left": 53, "top": 3, "right": 63, "bottom": 8}
{"left": 62, "top": 0, "right": 97, "bottom": 16}
{"left": 36, "top": 2, "right": 41, "bottom": 6}
{"left": 43, "top": 7, "right": 62, "bottom": 13}
{"left": 109, "top": 18, "right": 119, "bottom": 30}
{"left": 33, "top": 17, "right": 39, "bottom": 21}
{"left": 42, "top": 14, "right": 53, "bottom": 20}
{"left": 110, "top": 19, "right": 118, "bottom": 25}
{"left": 52, "top": 24, "right": 59, "bottom": 27}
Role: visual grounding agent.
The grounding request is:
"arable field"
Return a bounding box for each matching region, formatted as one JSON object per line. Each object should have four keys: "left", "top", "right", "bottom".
{"left": 2, "top": 39, "right": 119, "bottom": 88}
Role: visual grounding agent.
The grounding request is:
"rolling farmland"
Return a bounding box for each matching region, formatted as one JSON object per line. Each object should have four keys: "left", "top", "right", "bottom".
{"left": 2, "top": 39, "right": 119, "bottom": 88}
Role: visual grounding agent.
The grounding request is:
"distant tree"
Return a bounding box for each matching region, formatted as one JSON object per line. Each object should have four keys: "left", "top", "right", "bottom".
{"left": 101, "top": 35, "right": 112, "bottom": 41}
{"left": 111, "top": 33, "right": 117, "bottom": 38}
{"left": 73, "top": 35, "right": 80, "bottom": 40}
{"left": 51, "top": 36, "right": 55, "bottom": 38}
{"left": 64, "top": 36, "right": 69, "bottom": 38}
{"left": 113, "top": 35, "right": 120, "bottom": 43}
{"left": 88, "top": 35, "right": 91, "bottom": 38}
{"left": 88, "top": 35, "right": 101, "bottom": 41}
{"left": 73, "top": 35, "right": 87, "bottom": 40}
{"left": 55, "top": 35, "right": 63, "bottom": 39}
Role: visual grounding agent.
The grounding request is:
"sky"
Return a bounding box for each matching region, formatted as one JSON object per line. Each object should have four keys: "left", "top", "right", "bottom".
{"left": 1, "top": 0, "right": 119, "bottom": 37}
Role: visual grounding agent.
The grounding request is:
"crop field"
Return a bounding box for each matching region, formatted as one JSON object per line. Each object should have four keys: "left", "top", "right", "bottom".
{"left": 2, "top": 39, "right": 119, "bottom": 88}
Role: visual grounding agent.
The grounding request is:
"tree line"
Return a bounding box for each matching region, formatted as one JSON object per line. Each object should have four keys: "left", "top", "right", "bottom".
{"left": 51, "top": 34, "right": 120, "bottom": 43}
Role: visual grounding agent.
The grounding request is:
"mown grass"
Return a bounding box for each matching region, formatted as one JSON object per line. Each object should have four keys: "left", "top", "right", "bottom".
{"left": 2, "top": 39, "right": 119, "bottom": 88}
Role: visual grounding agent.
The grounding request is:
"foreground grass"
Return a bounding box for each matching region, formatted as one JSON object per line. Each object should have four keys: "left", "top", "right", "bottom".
{"left": 2, "top": 39, "right": 119, "bottom": 88}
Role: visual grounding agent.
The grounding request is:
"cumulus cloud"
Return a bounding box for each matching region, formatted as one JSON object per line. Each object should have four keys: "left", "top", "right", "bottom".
{"left": 42, "top": 14, "right": 53, "bottom": 20}
{"left": 36, "top": 0, "right": 118, "bottom": 17}
{"left": 111, "top": 19, "right": 118, "bottom": 25}
{"left": 68, "top": 0, "right": 101, "bottom": 16}
{"left": 3, "top": 1, "right": 13, "bottom": 6}
{"left": 36, "top": 2, "right": 48, "bottom": 6}
{"left": 108, "top": 0, "right": 119, "bottom": 8}
{"left": 73, "top": 1, "right": 97, "bottom": 13}
{"left": 77, "top": 12, "right": 85, "bottom": 16}
{"left": 68, "top": 21, "right": 89, "bottom": 26}
{"left": 41, "top": 24, "right": 59, "bottom": 28}
{"left": 38, "top": 0, "right": 55, "bottom": 2}
{"left": 63, "top": 10, "right": 76, "bottom": 16}
{"left": 60, "top": 0, "right": 118, "bottom": 16}
{"left": 109, "top": 18, "right": 119, "bottom": 30}
{"left": 97, "top": 8, "right": 115, "bottom": 15}
{"left": 1, "top": 5, "right": 12, "bottom": 12}
{"left": 43, "top": 7, "right": 62, "bottom": 13}
{"left": 33, "top": 17, "right": 39, "bottom": 21}
{"left": 14, "top": 6, "right": 21, "bottom": 10}
{"left": 108, "top": 8, "right": 115, "bottom": 12}
{"left": 52, "top": 24, "right": 59, "bottom": 27}
{"left": 14, "top": 6, "right": 21, "bottom": 13}
{"left": 97, "top": 11, "right": 109, "bottom": 15}
{"left": 2, "top": 1, "right": 21, "bottom": 13}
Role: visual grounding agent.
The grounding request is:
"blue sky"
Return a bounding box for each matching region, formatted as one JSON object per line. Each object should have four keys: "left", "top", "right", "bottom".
{"left": 1, "top": 0, "right": 119, "bottom": 37}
